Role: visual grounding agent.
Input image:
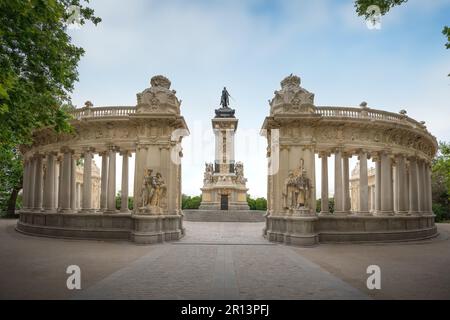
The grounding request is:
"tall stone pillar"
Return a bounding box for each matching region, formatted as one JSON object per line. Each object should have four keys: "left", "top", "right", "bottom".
{"left": 70, "top": 155, "right": 78, "bottom": 211}
{"left": 408, "top": 157, "right": 419, "bottom": 215}
{"left": 106, "top": 146, "right": 117, "bottom": 213}
{"left": 43, "top": 152, "right": 56, "bottom": 212}
{"left": 396, "top": 154, "right": 408, "bottom": 215}
{"left": 54, "top": 157, "right": 60, "bottom": 209}
{"left": 319, "top": 152, "right": 330, "bottom": 215}
{"left": 358, "top": 150, "right": 370, "bottom": 215}
{"left": 100, "top": 151, "right": 109, "bottom": 211}
{"left": 59, "top": 148, "right": 72, "bottom": 212}
{"left": 342, "top": 153, "right": 351, "bottom": 213}
{"left": 33, "top": 154, "right": 44, "bottom": 211}
{"left": 28, "top": 157, "right": 36, "bottom": 209}
{"left": 379, "top": 151, "right": 393, "bottom": 215}
{"left": 120, "top": 150, "right": 130, "bottom": 213}
{"left": 334, "top": 149, "right": 345, "bottom": 215}
{"left": 374, "top": 156, "right": 381, "bottom": 214}
{"left": 81, "top": 148, "right": 94, "bottom": 212}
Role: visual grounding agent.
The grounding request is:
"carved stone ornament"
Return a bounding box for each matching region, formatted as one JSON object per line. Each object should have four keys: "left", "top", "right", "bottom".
{"left": 136, "top": 75, "right": 180, "bottom": 115}
{"left": 270, "top": 74, "right": 315, "bottom": 115}
{"left": 282, "top": 159, "right": 311, "bottom": 212}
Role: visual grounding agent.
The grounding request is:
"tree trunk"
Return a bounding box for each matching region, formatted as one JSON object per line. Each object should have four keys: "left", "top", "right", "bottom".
{"left": 6, "top": 187, "right": 20, "bottom": 216}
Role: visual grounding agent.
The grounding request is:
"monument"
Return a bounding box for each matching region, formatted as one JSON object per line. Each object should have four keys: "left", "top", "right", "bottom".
{"left": 198, "top": 88, "right": 249, "bottom": 211}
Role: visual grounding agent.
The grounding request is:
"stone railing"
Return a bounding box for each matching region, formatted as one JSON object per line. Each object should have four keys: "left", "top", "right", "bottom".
{"left": 70, "top": 106, "right": 136, "bottom": 120}
{"left": 315, "top": 106, "right": 425, "bottom": 130}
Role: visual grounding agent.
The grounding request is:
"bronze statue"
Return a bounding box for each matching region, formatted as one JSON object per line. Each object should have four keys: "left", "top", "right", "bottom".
{"left": 220, "top": 87, "right": 230, "bottom": 108}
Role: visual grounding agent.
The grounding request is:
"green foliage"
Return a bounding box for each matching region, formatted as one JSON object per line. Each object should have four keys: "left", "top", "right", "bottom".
{"left": 443, "top": 26, "right": 450, "bottom": 50}
{"left": 182, "top": 194, "right": 202, "bottom": 209}
{"left": 431, "top": 141, "right": 450, "bottom": 221}
{"left": 247, "top": 195, "right": 267, "bottom": 211}
{"left": 354, "top": 0, "right": 407, "bottom": 17}
{"left": 0, "top": 0, "right": 100, "bottom": 214}
{"left": 316, "top": 198, "right": 335, "bottom": 213}
{"left": 115, "top": 192, "right": 133, "bottom": 210}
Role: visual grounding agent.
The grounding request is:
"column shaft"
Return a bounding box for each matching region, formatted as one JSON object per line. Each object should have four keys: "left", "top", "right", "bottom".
{"left": 59, "top": 150, "right": 72, "bottom": 212}
{"left": 70, "top": 157, "right": 77, "bottom": 211}
{"left": 100, "top": 152, "right": 108, "bottom": 210}
{"left": 334, "top": 150, "right": 344, "bottom": 214}
{"left": 375, "top": 159, "right": 381, "bottom": 213}
{"left": 408, "top": 157, "right": 419, "bottom": 215}
{"left": 43, "top": 153, "right": 56, "bottom": 211}
{"left": 358, "top": 151, "right": 370, "bottom": 215}
{"left": 396, "top": 155, "right": 408, "bottom": 214}
{"left": 106, "top": 148, "right": 117, "bottom": 213}
{"left": 320, "top": 153, "right": 329, "bottom": 215}
{"left": 342, "top": 154, "right": 351, "bottom": 212}
{"left": 120, "top": 151, "right": 130, "bottom": 213}
{"left": 33, "top": 155, "right": 44, "bottom": 211}
{"left": 82, "top": 150, "right": 93, "bottom": 211}
{"left": 379, "top": 152, "right": 393, "bottom": 215}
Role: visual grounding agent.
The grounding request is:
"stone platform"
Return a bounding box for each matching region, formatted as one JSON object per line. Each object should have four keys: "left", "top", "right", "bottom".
{"left": 183, "top": 209, "right": 266, "bottom": 222}
{"left": 265, "top": 214, "right": 438, "bottom": 246}
{"left": 16, "top": 211, "right": 184, "bottom": 244}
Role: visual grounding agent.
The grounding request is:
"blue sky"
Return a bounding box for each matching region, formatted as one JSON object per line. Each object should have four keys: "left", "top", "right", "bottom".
{"left": 69, "top": 0, "right": 450, "bottom": 197}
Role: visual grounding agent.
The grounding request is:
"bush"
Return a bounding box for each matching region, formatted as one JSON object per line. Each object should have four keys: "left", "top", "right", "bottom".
{"left": 433, "top": 203, "right": 450, "bottom": 222}
{"left": 316, "top": 198, "right": 335, "bottom": 213}
{"left": 182, "top": 195, "right": 201, "bottom": 209}
{"left": 247, "top": 195, "right": 267, "bottom": 210}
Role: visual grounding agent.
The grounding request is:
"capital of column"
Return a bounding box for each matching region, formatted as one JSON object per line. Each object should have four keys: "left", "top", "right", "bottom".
{"left": 82, "top": 147, "right": 95, "bottom": 156}
{"left": 119, "top": 150, "right": 132, "bottom": 157}
{"left": 107, "top": 145, "right": 119, "bottom": 152}
{"left": 318, "top": 151, "right": 330, "bottom": 158}
{"left": 279, "top": 145, "right": 290, "bottom": 152}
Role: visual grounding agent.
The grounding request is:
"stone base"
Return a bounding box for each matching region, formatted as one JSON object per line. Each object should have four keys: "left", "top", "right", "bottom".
{"left": 183, "top": 209, "right": 265, "bottom": 222}
{"left": 265, "top": 214, "right": 438, "bottom": 246}
{"left": 199, "top": 202, "right": 250, "bottom": 210}
{"left": 16, "top": 211, "right": 183, "bottom": 244}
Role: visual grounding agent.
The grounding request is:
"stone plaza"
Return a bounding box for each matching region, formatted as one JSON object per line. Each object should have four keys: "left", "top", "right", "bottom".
{"left": 1, "top": 219, "right": 450, "bottom": 299}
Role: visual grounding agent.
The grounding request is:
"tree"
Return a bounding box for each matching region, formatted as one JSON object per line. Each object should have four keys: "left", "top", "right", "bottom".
{"left": 0, "top": 1, "right": 101, "bottom": 215}
{"left": 316, "top": 198, "right": 335, "bottom": 213}
{"left": 432, "top": 142, "right": 450, "bottom": 222}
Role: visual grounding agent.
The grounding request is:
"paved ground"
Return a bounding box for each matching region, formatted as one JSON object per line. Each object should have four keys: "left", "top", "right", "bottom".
{"left": 0, "top": 219, "right": 449, "bottom": 299}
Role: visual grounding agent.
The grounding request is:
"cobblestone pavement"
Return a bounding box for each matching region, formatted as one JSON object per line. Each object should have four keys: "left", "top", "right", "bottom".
{"left": 2, "top": 219, "right": 450, "bottom": 299}
{"left": 76, "top": 222, "right": 367, "bottom": 299}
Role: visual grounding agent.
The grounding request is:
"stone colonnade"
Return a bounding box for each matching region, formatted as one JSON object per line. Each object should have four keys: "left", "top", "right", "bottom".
{"left": 318, "top": 150, "right": 432, "bottom": 216}
{"left": 21, "top": 147, "right": 131, "bottom": 214}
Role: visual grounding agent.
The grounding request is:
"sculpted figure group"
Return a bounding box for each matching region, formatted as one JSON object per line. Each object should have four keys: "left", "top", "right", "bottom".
{"left": 282, "top": 159, "right": 311, "bottom": 211}
{"left": 141, "top": 169, "right": 167, "bottom": 211}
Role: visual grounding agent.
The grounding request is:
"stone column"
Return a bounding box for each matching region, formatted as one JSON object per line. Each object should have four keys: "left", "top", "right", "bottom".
{"left": 43, "top": 152, "right": 56, "bottom": 212}
{"left": 59, "top": 148, "right": 72, "bottom": 213}
{"left": 28, "top": 157, "right": 36, "bottom": 209}
{"left": 334, "top": 149, "right": 345, "bottom": 215}
{"left": 393, "top": 164, "right": 398, "bottom": 213}
{"left": 379, "top": 151, "right": 393, "bottom": 215}
{"left": 70, "top": 155, "right": 78, "bottom": 211}
{"left": 358, "top": 150, "right": 370, "bottom": 215}
{"left": 106, "top": 146, "right": 117, "bottom": 213}
{"left": 374, "top": 156, "right": 381, "bottom": 214}
{"left": 33, "top": 154, "right": 44, "bottom": 211}
{"left": 319, "top": 152, "right": 330, "bottom": 215}
{"left": 395, "top": 154, "right": 408, "bottom": 215}
{"left": 100, "top": 151, "right": 109, "bottom": 211}
{"left": 408, "top": 157, "right": 419, "bottom": 215}
{"left": 22, "top": 159, "right": 31, "bottom": 209}
{"left": 81, "top": 148, "right": 94, "bottom": 212}
{"left": 342, "top": 153, "right": 351, "bottom": 213}
{"left": 54, "top": 157, "right": 60, "bottom": 209}
{"left": 120, "top": 150, "right": 130, "bottom": 213}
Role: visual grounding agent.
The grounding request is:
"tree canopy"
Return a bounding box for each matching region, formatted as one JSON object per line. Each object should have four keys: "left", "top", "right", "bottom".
{"left": 0, "top": 0, "right": 101, "bottom": 214}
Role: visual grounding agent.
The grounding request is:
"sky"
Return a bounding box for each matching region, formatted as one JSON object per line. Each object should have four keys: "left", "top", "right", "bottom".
{"left": 68, "top": 0, "right": 450, "bottom": 198}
